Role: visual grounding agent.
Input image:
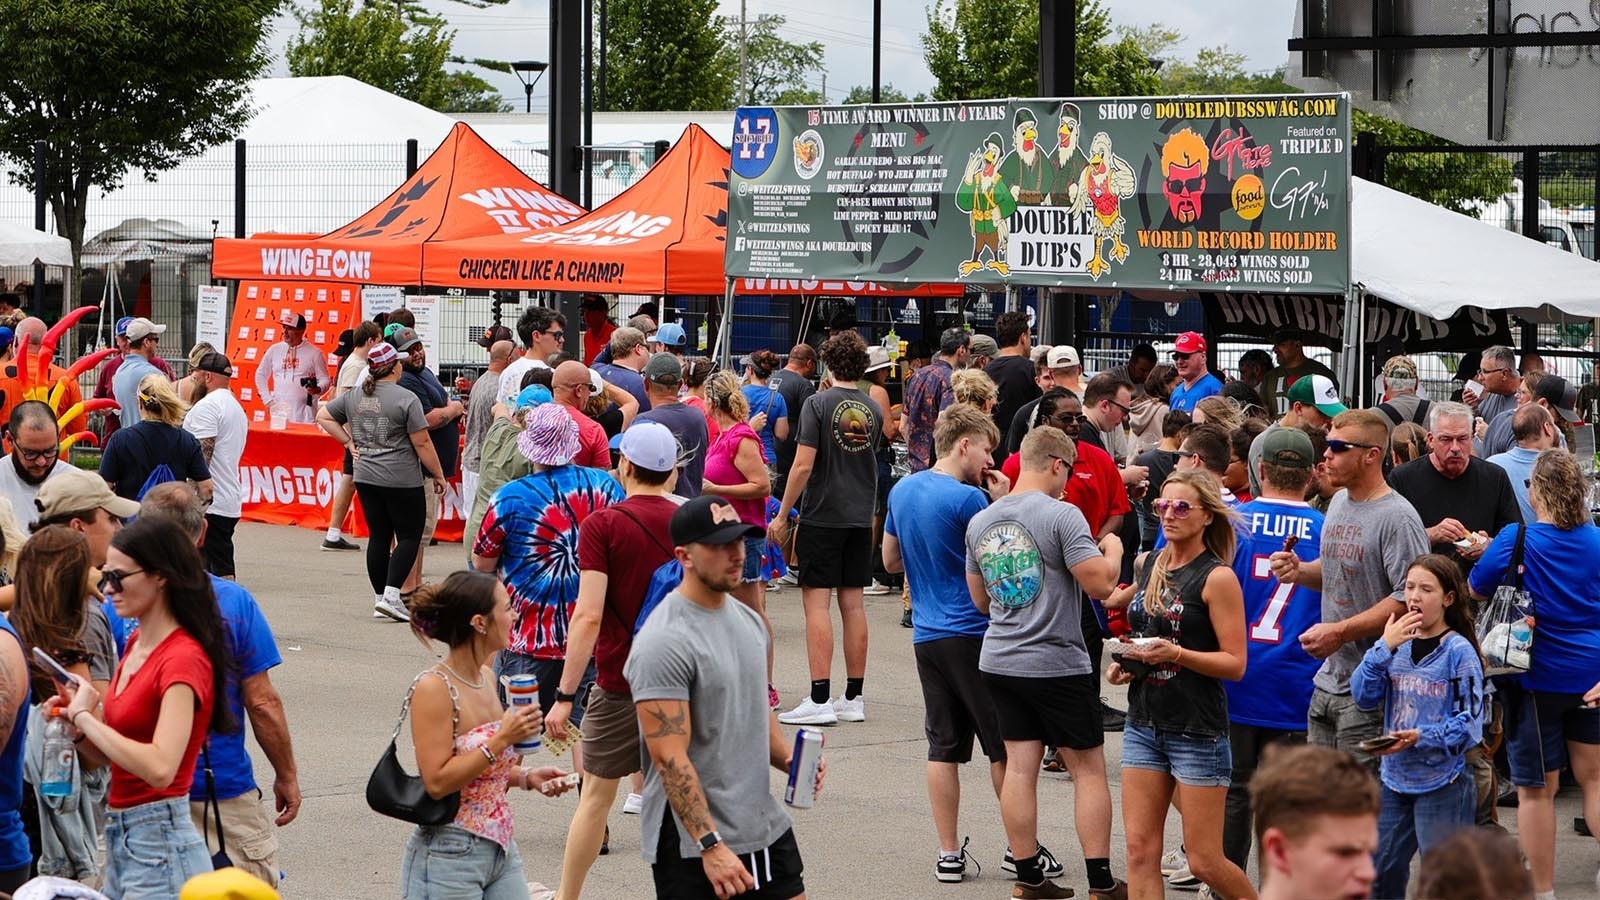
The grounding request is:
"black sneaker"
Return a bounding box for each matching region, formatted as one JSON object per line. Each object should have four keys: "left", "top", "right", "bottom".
{"left": 901, "top": 608, "right": 913, "bottom": 628}
{"left": 1002, "top": 843, "right": 1064, "bottom": 878}
{"left": 936, "top": 836, "right": 980, "bottom": 883}
{"left": 322, "top": 536, "right": 361, "bottom": 551}
{"left": 1101, "top": 700, "right": 1126, "bottom": 733}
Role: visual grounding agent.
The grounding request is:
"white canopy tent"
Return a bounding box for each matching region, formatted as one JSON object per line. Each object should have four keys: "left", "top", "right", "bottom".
{"left": 0, "top": 222, "right": 71, "bottom": 267}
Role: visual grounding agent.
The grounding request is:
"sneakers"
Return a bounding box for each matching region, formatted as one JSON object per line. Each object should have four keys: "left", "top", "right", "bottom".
{"left": 778, "top": 698, "right": 838, "bottom": 726}
{"left": 1012, "top": 880, "right": 1075, "bottom": 899}
{"left": 1090, "top": 879, "right": 1128, "bottom": 900}
{"left": 1196, "top": 886, "right": 1214, "bottom": 900}
{"left": 776, "top": 571, "right": 800, "bottom": 586}
{"left": 935, "top": 836, "right": 980, "bottom": 883}
{"left": 863, "top": 579, "right": 892, "bottom": 595}
{"left": 901, "top": 608, "right": 913, "bottom": 628}
{"left": 322, "top": 536, "right": 360, "bottom": 551}
{"left": 1167, "top": 864, "right": 1203, "bottom": 890}
{"left": 830, "top": 694, "right": 866, "bottom": 722}
{"left": 1100, "top": 700, "right": 1126, "bottom": 733}
{"left": 768, "top": 684, "right": 781, "bottom": 710}
{"left": 1002, "top": 844, "right": 1064, "bottom": 878}
{"left": 622, "top": 792, "right": 643, "bottom": 815}
{"left": 374, "top": 596, "right": 410, "bottom": 622}
{"left": 1160, "top": 847, "right": 1187, "bottom": 877}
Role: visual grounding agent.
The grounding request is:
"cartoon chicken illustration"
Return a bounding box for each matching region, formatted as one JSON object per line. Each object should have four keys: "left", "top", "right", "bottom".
{"left": 1046, "top": 102, "right": 1081, "bottom": 207}
{"left": 999, "top": 108, "right": 1050, "bottom": 205}
{"left": 954, "top": 132, "right": 1018, "bottom": 278}
{"left": 1068, "top": 131, "right": 1137, "bottom": 279}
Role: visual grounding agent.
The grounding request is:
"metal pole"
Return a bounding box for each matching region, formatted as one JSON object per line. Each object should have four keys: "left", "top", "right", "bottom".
{"left": 1521, "top": 150, "right": 1540, "bottom": 241}
{"left": 584, "top": 0, "right": 594, "bottom": 209}
{"left": 871, "top": 0, "right": 882, "bottom": 103}
{"left": 1038, "top": 0, "right": 1077, "bottom": 95}
{"left": 406, "top": 139, "right": 419, "bottom": 178}
{"left": 551, "top": 0, "right": 584, "bottom": 354}
{"left": 738, "top": 0, "right": 747, "bottom": 106}
{"left": 233, "top": 139, "right": 246, "bottom": 239}
{"left": 32, "top": 140, "right": 46, "bottom": 313}
{"left": 598, "top": 0, "right": 608, "bottom": 112}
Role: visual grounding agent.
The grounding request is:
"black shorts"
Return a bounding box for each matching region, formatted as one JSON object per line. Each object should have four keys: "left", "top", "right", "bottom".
{"left": 342, "top": 447, "right": 354, "bottom": 476}
{"left": 914, "top": 637, "right": 1006, "bottom": 764}
{"left": 201, "top": 514, "right": 238, "bottom": 578}
{"left": 982, "top": 671, "right": 1105, "bottom": 751}
{"left": 795, "top": 524, "right": 871, "bottom": 588}
{"left": 652, "top": 812, "right": 805, "bottom": 900}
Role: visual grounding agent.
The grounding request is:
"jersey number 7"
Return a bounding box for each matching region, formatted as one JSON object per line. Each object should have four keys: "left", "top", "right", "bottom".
{"left": 1249, "top": 556, "right": 1296, "bottom": 644}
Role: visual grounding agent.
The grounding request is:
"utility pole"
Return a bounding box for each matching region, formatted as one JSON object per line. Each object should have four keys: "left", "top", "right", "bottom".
{"left": 738, "top": 0, "right": 748, "bottom": 106}
{"left": 871, "top": 0, "right": 881, "bottom": 103}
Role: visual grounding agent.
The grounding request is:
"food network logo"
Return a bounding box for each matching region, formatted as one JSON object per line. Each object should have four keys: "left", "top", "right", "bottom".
{"left": 259, "top": 247, "right": 372, "bottom": 280}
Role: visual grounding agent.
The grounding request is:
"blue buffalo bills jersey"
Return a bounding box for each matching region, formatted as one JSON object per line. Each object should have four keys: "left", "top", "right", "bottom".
{"left": 1226, "top": 497, "right": 1325, "bottom": 730}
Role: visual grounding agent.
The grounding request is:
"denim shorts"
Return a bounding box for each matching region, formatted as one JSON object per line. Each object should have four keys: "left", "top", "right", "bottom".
{"left": 402, "top": 824, "right": 527, "bottom": 900}
{"left": 1121, "top": 720, "right": 1233, "bottom": 787}
{"left": 105, "top": 796, "right": 214, "bottom": 899}
{"left": 493, "top": 652, "right": 596, "bottom": 725}
{"left": 741, "top": 535, "right": 766, "bottom": 583}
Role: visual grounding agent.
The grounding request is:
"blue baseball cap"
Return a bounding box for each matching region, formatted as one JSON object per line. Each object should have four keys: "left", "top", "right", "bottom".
{"left": 654, "top": 322, "right": 687, "bottom": 349}
{"left": 514, "top": 384, "right": 552, "bottom": 411}
{"left": 114, "top": 316, "right": 134, "bottom": 337}
{"left": 0, "top": 328, "right": 13, "bottom": 352}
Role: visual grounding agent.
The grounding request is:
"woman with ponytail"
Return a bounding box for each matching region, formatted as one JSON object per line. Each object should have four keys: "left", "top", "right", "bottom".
{"left": 98, "top": 373, "right": 213, "bottom": 502}
{"left": 318, "top": 341, "right": 447, "bottom": 622}
{"left": 403, "top": 570, "right": 573, "bottom": 899}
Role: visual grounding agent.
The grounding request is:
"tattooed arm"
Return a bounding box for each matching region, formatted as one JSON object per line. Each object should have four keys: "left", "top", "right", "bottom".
{"left": 199, "top": 436, "right": 216, "bottom": 467}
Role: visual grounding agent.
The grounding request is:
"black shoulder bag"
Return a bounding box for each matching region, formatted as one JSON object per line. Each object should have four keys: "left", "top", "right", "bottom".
{"left": 367, "top": 670, "right": 462, "bottom": 825}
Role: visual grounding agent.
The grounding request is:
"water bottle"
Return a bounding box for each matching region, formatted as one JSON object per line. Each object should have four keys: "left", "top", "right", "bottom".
{"left": 39, "top": 709, "right": 75, "bottom": 798}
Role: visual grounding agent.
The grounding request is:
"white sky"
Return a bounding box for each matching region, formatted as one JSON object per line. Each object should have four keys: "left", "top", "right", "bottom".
{"left": 265, "top": 0, "right": 1298, "bottom": 111}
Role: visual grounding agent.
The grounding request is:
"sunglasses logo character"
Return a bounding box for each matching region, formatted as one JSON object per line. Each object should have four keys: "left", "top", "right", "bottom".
{"left": 1160, "top": 127, "right": 1209, "bottom": 226}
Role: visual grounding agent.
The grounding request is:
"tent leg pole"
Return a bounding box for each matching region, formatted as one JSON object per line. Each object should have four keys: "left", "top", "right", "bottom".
{"left": 714, "top": 280, "right": 735, "bottom": 369}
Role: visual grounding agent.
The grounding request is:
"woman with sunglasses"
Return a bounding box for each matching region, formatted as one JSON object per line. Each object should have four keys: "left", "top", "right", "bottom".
{"left": 1105, "top": 469, "right": 1255, "bottom": 900}
{"left": 44, "top": 516, "right": 233, "bottom": 898}
{"left": 318, "top": 341, "right": 448, "bottom": 622}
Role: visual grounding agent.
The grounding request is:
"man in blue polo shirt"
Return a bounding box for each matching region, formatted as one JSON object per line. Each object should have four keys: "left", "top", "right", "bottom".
{"left": 1167, "top": 331, "right": 1222, "bottom": 414}
{"left": 137, "top": 483, "right": 299, "bottom": 888}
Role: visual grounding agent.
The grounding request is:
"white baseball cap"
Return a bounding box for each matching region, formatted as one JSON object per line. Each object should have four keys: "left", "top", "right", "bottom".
{"left": 1046, "top": 346, "right": 1081, "bottom": 369}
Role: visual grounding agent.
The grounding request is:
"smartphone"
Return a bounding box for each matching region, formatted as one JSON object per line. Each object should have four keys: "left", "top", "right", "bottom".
{"left": 30, "top": 647, "right": 74, "bottom": 687}
{"left": 1357, "top": 734, "right": 1401, "bottom": 753}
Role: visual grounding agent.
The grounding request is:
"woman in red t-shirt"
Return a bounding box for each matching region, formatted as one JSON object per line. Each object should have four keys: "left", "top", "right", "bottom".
{"left": 48, "top": 517, "right": 234, "bottom": 898}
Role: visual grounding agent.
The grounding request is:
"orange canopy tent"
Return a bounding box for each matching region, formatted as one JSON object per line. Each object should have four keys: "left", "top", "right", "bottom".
{"left": 212, "top": 122, "right": 586, "bottom": 285}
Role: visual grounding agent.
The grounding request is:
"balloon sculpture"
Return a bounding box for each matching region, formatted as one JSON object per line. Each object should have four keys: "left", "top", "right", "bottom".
{"left": 15, "top": 306, "right": 119, "bottom": 452}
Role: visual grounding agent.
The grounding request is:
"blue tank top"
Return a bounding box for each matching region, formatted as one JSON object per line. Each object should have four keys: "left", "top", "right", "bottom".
{"left": 0, "top": 616, "right": 30, "bottom": 870}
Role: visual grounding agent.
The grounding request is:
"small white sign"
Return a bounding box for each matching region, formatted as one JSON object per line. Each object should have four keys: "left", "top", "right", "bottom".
{"left": 195, "top": 285, "right": 228, "bottom": 354}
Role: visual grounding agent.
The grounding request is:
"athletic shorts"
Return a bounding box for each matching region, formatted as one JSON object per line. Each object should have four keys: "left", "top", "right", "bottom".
{"left": 981, "top": 671, "right": 1104, "bottom": 751}
{"left": 580, "top": 685, "right": 641, "bottom": 780}
{"left": 795, "top": 524, "right": 871, "bottom": 589}
{"left": 1500, "top": 679, "right": 1600, "bottom": 787}
{"left": 653, "top": 814, "right": 804, "bottom": 900}
{"left": 201, "top": 514, "right": 237, "bottom": 579}
{"left": 914, "top": 637, "right": 1006, "bottom": 764}
{"left": 342, "top": 447, "right": 354, "bottom": 476}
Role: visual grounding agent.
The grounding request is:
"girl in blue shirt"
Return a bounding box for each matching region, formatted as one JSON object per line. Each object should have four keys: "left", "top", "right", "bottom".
{"left": 1352, "top": 553, "right": 1484, "bottom": 900}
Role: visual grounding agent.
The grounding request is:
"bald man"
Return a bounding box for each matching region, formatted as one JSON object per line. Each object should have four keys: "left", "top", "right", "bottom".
{"left": 463, "top": 340, "right": 516, "bottom": 528}
{"left": 552, "top": 361, "right": 613, "bottom": 469}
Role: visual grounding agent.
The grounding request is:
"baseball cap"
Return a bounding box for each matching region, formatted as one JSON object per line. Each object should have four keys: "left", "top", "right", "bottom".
{"left": 1173, "top": 332, "right": 1207, "bottom": 355}
{"left": 36, "top": 467, "right": 140, "bottom": 521}
{"left": 620, "top": 421, "right": 689, "bottom": 473}
{"left": 518, "top": 403, "right": 581, "bottom": 466}
{"left": 1259, "top": 427, "right": 1316, "bottom": 469}
{"left": 1046, "top": 346, "right": 1081, "bottom": 369}
{"left": 589, "top": 368, "right": 605, "bottom": 394}
{"left": 1286, "top": 374, "right": 1348, "bottom": 418}
{"left": 514, "top": 384, "right": 552, "bottom": 411}
{"left": 476, "top": 324, "right": 513, "bottom": 349}
{"left": 334, "top": 329, "right": 355, "bottom": 358}
{"left": 1535, "top": 374, "right": 1581, "bottom": 423}
{"left": 1382, "top": 355, "right": 1418, "bottom": 381}
{"left": 968, "top": 334, "right": 1000, "bottom": 359}
{"left": 864, "top": 345, "right": 893, "bottom": 374}
{"left": 0, "top": 327, "right": 13, "bottom": 353}
{"left": 580, "top": 294, "right": 610, "bottom": 311}
{"left": 194, "top": 352, "right": 234, "bottom": 377}
{"left": 387, "top": 327, "right": 422, "bottom": 352}
{"left": 1270, "top": 327, "right": 1305, "bottom": 345}
{"left": 279, "top": 310, "right": 307, "bottom": 329}
{"left": 366, "top": 342, "right": 398, "bottom": 368}
{"left": 642, "top": 352, "right": 683, "bottom": 385}
{"left": 123, "top": 318, "right": 167, "bottom": 342}
{"left": 655, "top": 322, "right": 688, "bottom": 349}
{"left": 114, "top": 316, "right": 134, "bottom": 337}
{"left": 670, "top": 494, "right": 765, "bottom": 547}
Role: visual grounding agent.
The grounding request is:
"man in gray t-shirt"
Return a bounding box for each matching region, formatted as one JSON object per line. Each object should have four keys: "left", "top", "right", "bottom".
{"left": 1270, "top": 409, "right": 1428, "bottom": 767}
{"left": 626, "top": 495, "right": 819, "bottom": 898}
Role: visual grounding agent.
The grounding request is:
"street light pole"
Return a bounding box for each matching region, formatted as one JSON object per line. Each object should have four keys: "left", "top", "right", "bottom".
{"left": 511, "top": 60, "right": 548, "bottom": 114}
{"left": 872, "top": 0, "right": 881, "bottom": 103}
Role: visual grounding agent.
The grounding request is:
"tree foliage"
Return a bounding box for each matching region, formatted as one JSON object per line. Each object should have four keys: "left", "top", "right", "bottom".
{"left": 287, "top": 0, "right": 454, "bottom": 110}
{"left": 605, "top": 0, "right": 733, "bottom": 111}
{"left": 726, "top": 14, "right": 824, "bottom": 106}
{"left": 841, "top": 84, "right": 930, "bottom": 104}
{"left": 442, "top": 71, "right": 511, "bottom": 113}
{"left": 922, "top": 0, "right": 1158, "bottom": 100}
{"left": 0, "top": 0, "right": 283, "bottom": 285}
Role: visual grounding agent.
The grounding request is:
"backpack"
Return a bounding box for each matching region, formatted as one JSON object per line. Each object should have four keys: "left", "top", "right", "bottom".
{"left": 131, "top": 425, "right": 180, "bottom": 503}
{"left": 1378, "top": 398, "right": 1430, "bottom": 427}
{"left": 612, "top": 506, "right": 682, "bottom": 635}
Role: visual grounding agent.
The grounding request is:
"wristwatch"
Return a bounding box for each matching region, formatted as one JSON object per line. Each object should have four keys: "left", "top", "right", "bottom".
{"left": 554, "top": 689, "right": 579, "bottom": 704}
{"left": 697, "top": 830, "right": 723, "bottom": 854}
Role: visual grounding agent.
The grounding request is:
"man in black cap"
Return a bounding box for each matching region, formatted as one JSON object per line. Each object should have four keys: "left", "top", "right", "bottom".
{"left": 183, "top": 352, "right": 249, "bottom": 577}
{"left": 635, "top": 352, "right": 707, "bottom": 499}
{"left": 1481, "top": 370, "right": 1582, "bottom": 457}
{"left": 627, "top": 495, "right": 824, "bottom": 900}
{"left": 255, "top": 310, "right": 329, "bottom": 424}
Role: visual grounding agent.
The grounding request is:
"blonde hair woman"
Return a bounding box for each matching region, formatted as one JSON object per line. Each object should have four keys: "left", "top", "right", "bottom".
{"left": 97, "top": 373, "right": 214, "bottom": 502}
{"left": 1191, "top": 395, "right": 1244, "bottom": 434}
{"left": 951, "top": 368, "right": 998, "bottom": 412}
{"left": 1105, "top": 468, "right": 1254, "bottom": 900}
{"left": 176, "top": 342, "right": 217, "bottom": 405}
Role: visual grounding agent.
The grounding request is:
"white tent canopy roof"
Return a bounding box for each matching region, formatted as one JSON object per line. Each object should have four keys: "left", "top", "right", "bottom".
{"left": 1353, "top": 177, "right": 1600, "bottom": 320}
{"left": 0, "top": 222, "right": 71, "bottom": 267}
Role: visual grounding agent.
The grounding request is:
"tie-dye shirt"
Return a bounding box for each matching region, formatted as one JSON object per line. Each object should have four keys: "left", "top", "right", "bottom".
{"left": 475, "top": 466, "right": 625, "bottom": 658}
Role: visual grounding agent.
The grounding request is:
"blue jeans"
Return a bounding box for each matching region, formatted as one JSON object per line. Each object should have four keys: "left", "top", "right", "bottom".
{"left": 402, "top": 824, "right": 527, "bottom": 900}
{"left": 1374, "top": 775, "right": 1476, "bottom": 899}
{"left": 104, "top": 796, "right": 213, "bottom": 899}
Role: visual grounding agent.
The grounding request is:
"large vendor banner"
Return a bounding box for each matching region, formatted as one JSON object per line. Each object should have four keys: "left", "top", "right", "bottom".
{"left": 726, "top": 95, "right": 1351, "bottom": 294}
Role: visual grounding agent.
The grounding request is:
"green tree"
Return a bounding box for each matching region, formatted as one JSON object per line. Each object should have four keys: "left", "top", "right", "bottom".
{"left": 0, "top": 0, "right": 283, "bottom": 286}
{"left": 922, "top": 0, "right": 1158, "bottom": 100}
{"left": 442, "top": 71, "right": 511, "bottom": 113}
{"left": 606, "top": 0, "right": 733, "bottom": 110}
{"left": 286, "top": 0, "right": 454, "bottom": 110}
{"left": 726, "top": 14, "right": 824, "bottom": 105}
{"left": 840, "top": 84, "right": 930, "bottom": 104}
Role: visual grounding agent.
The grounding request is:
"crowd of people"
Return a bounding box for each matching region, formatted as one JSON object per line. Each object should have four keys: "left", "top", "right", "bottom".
{"left": 0, "top": 289, "right": 1592, "bottom": 899}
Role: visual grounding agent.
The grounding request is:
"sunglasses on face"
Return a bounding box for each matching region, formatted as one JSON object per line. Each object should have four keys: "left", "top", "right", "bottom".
{"left": 1166, "top": 177, "right": 1203, "bottom": 193}
{"left": 1107, "top": 398, "right": 1131, "bottom": 414}
{"left": 1325, "top": 438, "right": 1378, "bottom": 454}
{"left": 98, "top": 568, "right": 145, "bottom": 594}
{"left": 1172, "top": 352, "right": 1196, "bottom": 362}
{"left": 1047, "top": 453, "right": 1075, "bottom": 474}
{"left": 1153, "top": 499, "right": 1195, "bottom": 518}
{"left": 1049, "top": 412, "right": 1086, "bottom": 425}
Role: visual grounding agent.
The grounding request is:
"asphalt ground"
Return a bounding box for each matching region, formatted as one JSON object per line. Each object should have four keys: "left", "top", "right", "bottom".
{"left": 231, "top": 521, "right": 1600, "bottom": 899}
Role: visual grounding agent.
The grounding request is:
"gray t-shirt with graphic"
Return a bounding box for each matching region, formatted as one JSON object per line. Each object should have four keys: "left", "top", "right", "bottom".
{"left": 1313, "top": 488, "right": 1429, "bottom": 694}
{"left": 965, "top": 490, "right": 1102, "bottom": 678}
{"left": 624, "top": 591, "right": 792, "bottom": 862}
{"left": 795, "top": 386, "right": 882, "bottom": 528}
{"left": 325, "top": 381, "right": 428, "bottom": 487}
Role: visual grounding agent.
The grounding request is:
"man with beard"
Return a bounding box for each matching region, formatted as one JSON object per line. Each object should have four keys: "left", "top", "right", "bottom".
{"left": 1387, "top": 402, "right": 1520, "bottom": 579}
{"left": 1045, "top": 104, "right": 1081, "bottom": 207}
{"left": 254, "top": 310, "right": 329, "bottom": 424}
{"left": 393, "top": 327, "right": 464, "bottom": 593}
{"left": 1000, "top": 108, "right": 1051, "bottom": 205}
{"left": 182, "top": 353, "right": 249, "bottom": 578}
{"left": 0, "top": 401, "right": 69, "bottom": 529}
{"left": 1261, "top": 329, "right": 1339, "bottom": 417}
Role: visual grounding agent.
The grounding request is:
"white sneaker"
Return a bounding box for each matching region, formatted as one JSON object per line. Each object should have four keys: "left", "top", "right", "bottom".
{"left": 778, "top": 698, "right": 838, "bottom": 725}
{"left": 862, "top": 579, "right": 891, "bottom": 595}
{"left": 1168, "top": 863, "right": 1202, "bottom": 890}
{"left": 830, "top": 694, "right": 866, "bottom": 722}
{"left": 374, "top": 596, "right": 411, "bottom": 622}
{"left": 623, "top": 792, "right": 643, "bottom": 815}
{"left": 777, "top": 571, "right": 800, "bottom": 586}
{"left": 1160, "top": 848, "right": 1187, "bottom": 877}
